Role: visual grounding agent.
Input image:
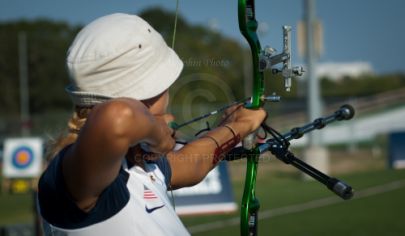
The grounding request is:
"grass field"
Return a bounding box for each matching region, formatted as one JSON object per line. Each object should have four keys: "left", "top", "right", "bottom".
{"left": 1, "top": 151, "right": 405, "bottom": 235}
{"left": 0, "top": 191, "right": 34, "bottom": 225}
{"left": 180, "top": 159, "right": 405, "bottom": 236}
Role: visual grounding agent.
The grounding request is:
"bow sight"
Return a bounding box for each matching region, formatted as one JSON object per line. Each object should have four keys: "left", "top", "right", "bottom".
{"left": 258, "top": 25, "right": 304, "bottom": 92}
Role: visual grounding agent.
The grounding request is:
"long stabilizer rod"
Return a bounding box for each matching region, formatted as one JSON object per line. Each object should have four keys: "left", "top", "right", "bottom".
{"left": 225, "top": 104, "right": 355, "bottom": 200}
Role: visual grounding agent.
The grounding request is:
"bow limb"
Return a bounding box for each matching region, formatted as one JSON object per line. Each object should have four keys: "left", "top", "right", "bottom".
{"left": 238, "top": 0, "right": 265, "bottom": 109}
{"left": 238, "top": 0, "right": 264, "bottom": 235}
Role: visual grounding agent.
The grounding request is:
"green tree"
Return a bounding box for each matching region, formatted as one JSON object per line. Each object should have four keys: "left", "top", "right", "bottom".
{"left": 0, "top": 20, "right": 80, "bottom": 115}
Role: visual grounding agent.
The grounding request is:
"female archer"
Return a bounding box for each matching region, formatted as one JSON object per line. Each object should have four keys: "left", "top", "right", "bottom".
{"left": 38, "top": 13, "right": 266, "bottom": 235}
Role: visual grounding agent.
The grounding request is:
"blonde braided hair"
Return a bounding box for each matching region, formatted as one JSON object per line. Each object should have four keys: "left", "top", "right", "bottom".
{"left": 46, "top": 106, "right": 93, "bottom": 161}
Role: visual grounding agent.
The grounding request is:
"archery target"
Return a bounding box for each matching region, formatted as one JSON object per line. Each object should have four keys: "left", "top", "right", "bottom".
{"left": 2, "top": 138, "right": 43, "bottom": 178}
{"left": 12, "top": 146, "right": 34, "bottom": 169}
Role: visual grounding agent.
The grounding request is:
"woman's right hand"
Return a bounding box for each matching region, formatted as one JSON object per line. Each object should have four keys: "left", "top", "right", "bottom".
{"left": 147, "top": 114, "right": 176, "bottom": 155}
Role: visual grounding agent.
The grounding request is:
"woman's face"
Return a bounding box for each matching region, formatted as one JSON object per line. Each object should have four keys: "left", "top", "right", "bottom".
{"left": 142, "top": 90, "right": 169, "bottom": 115}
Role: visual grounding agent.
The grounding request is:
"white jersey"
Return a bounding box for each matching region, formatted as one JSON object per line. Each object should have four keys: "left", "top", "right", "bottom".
{"left": 38, "top": 147, "right": 189, "bottom": 236}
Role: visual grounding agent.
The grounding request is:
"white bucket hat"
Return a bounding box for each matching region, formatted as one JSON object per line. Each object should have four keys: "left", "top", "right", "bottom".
{"left": 65, "top": 13, "right": 183, "bottom": 106}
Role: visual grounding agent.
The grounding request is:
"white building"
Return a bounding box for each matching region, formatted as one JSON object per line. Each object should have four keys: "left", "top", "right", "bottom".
{"left": 315, "top": 61, "right": 374, "bottom": 80}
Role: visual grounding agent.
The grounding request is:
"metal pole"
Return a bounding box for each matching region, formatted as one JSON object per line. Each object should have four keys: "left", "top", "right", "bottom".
{"left": 19, "top": 31, "right": 30, "bottom": 136}
{"left": 304, "top": 0, "right": 321, "bottom": 146}
{"left": 303, "top": 0, "right": 329, "bottom": 175}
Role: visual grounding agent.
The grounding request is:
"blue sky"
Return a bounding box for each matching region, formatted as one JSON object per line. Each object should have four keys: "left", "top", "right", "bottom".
{"left": 1, "top": 0, "right": 405, "bottom": 74}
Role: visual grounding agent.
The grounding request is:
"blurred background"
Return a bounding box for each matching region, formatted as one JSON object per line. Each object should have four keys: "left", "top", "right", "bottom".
{"left": 1, "top": 0, "right": 405, "bottom": 235}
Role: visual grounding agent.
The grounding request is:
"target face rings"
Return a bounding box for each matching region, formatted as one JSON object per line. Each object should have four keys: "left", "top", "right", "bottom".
{"left": 11, "top": 146, "right": 34, "bottom": 169}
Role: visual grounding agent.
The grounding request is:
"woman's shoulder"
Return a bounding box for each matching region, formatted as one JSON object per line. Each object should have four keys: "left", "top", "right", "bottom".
{"left": 92, "top": 98, "right": 145, "bottom": 117}
{"left": 38, "top": 146, "right": 131, "bottom": 229}
{"left": 84, "top": 98, "right": 152, "bottom": 140}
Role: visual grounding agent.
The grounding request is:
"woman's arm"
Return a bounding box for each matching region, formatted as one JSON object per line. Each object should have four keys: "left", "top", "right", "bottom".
{"left": 167, "top": 106, "right": 266, "bottom": 189}
{"left": 62, "top": 98, "right": 174, "bottom": 211}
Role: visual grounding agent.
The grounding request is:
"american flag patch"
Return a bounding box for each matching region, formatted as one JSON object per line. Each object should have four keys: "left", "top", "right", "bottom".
{"left": 143, "top": 186, "right": 158, "bottom": 200}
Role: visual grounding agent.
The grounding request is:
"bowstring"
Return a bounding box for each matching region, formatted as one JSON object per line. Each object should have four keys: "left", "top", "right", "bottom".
{"left": 171, "top": 0, "right": 180, "bottom": 49}
{"left": 169, "top": 0, "right": 180, "bottom": 210}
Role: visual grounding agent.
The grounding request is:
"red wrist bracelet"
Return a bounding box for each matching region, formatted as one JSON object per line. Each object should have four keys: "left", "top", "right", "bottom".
{"left": 211, "top": 126, "right": 241, "bottom": 165}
